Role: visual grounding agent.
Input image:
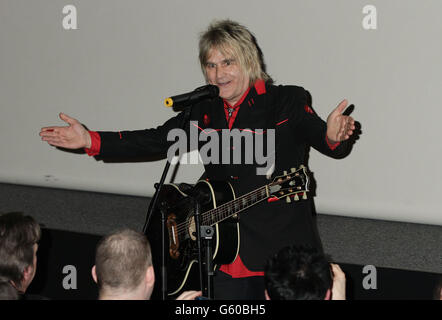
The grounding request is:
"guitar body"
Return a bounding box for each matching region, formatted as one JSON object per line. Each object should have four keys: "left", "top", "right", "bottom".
{"left": 145, "top": 180, "right": 239, "bottom": 299}
{"left": 144, "top": 166, "right": 310, "bottom": 299}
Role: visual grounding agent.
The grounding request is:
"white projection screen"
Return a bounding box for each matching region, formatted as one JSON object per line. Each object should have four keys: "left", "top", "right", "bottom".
{"left": 1, "top": 0, "right": 441, "bottom": 225}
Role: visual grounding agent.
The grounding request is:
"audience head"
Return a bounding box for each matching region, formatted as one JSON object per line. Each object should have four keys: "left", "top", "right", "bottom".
{"left": 0, "top": 212, "right": 41, "bottom": 294}
{"left": 264, "top": 245, "right": 332, "bottom": 300}
{"left": 0, "top": 277, "right": 19, "bottom": 300}
{"left": 91, "top": 228, "right": 154, "bottom": 300}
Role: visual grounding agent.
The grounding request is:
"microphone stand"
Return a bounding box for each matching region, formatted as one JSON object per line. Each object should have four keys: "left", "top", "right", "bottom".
{"left": 191, "top": 197, "right": 214, "bottom": 299}
{"left": 200, "top": 225, "right": 214, "bottom": 299}
{"left": 193, "top": 199, "right": 204, "bottom": 295}
{"left": 142, "top": 106, "right": 192, "bottom": 301}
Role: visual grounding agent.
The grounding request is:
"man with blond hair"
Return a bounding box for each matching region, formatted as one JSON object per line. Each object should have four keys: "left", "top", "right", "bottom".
{"left": 41, "top": 19, "right": 356, "bottom": 299}
{"left": 92, "top": 229, "right": 200, "bottom": 300}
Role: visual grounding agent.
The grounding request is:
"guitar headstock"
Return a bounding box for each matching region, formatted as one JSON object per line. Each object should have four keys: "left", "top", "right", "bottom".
{"left": 268, "top": 166, "right": 310, "bottom": 202}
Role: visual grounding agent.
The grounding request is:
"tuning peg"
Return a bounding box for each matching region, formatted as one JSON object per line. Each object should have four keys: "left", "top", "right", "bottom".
{"left": 266, "top": 173, "right": 272, "bottom": 180}
{"left": 302, "top": 192, "right": 307, "bottom": 200}
{"left": 294, "top": 194, "right": 300, "bottom": 201}
{"left": 286, "top": 197, "right": 291, "bottom": 203}
{"left": 283, "top": 170, "right": 287, "bottom": 175}
{"left": 290, "top": 168, "right": 296, "bottom": 173}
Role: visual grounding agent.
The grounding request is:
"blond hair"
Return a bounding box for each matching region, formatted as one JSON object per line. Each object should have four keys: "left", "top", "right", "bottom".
{"left": 199, "top": 19, "right": 271, "bottom": 85}
{"left": 94, "top": 229, "right": 152, "bottom": 291}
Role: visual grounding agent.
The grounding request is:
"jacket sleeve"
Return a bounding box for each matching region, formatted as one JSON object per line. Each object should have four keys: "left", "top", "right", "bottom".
{"left": 285, "top": 86, "right": 350, "bottom": 158}
{"left": 97, "top": 111, "right": 188, "bottom": 158}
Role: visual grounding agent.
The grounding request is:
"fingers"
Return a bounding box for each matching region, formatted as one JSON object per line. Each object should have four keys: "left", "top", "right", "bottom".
{"left": 176, "top": 290, "right": 202, "bottom": 300}
{"left": 330, "top": 263, "right": 344, "bottom": 276}
{"left": 40, "top": 113, "right": 76, "bottom": 136}
{"left": 40, "top": 127, "right": 67, "bottom": 146}
{"left": 338, "top": 116, "right": 356, "bottom": 140}
{"left": 343, "top": 117, "right": 354, "bottom": 131}
{"left": 345, "top": 117, "right": 356, "bottom": 138}
{"left": 347, "top": 116, "right": 355, "bottom": 128}
{"left": 333, "top": 99, "right": 348, "bottom": 115}
{"left": 40, "top": 132, "right": 63, "bottom": 146}
{"left": 59, "top": 112, "right": 77, "bottom": 125}
{"left": 330, "top": 263, "right": 346, "bottom": 300}
{"left": 40, "top": 128, "right": 59, "bottom": 137}
{"left": 40, "top": 127, "right": 56, "bottom": 132}
{"left": 327, "top": 100, "right": 356, "bottom": 142}
{"left": 40, "top": 130, "right": 68, "bottom": 147}
{"left": 39, "top": 127, "right": 67, "bottom": 143}
{"left": 43, "top": 139, "right": 64, "bottom": 147}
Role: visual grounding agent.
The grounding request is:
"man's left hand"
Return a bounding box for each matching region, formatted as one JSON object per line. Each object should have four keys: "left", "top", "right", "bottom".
{"left": 326, "top": 99, "right": 356, "bottom": 144}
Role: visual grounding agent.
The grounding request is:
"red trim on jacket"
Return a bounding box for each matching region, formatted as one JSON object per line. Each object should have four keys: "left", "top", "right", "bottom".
{"left": 304, "top": 105, "right": 314, "bottom": 114}
{"left": 276, "top": 119, "right": 289, "bottom": 126}
{"left": 85, "top": 131, "right": 101, "bottom": 156}
{"left": 254, "top": 79, "right": 266, "bottom": 95}
{"left": 325, "top": 135, "right": 341, "bottom": 151}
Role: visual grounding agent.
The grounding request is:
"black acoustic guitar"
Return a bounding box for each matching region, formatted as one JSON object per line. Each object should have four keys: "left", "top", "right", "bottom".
{"left": 145, "top": 166, "right": 310, "bottom": 298}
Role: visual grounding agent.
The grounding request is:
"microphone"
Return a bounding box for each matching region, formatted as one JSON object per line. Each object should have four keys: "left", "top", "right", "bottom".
{"left": 164, "top": 85, "right": 219, "bottom": 107}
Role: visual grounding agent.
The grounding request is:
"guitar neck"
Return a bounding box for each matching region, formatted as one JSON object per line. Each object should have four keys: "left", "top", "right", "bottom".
{"left": 201, "top": 185, "right": 269, "bottom": 226}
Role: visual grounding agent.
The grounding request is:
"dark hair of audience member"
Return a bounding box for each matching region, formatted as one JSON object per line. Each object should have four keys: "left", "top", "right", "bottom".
{"left": 264, "top": 245, "right": 332, "bottom": 300}
{"left": 0, "top": 212, "right": 41, "bottom": 288}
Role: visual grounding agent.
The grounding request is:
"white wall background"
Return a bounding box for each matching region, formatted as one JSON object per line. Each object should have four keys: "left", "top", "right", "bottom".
{"left": 1, "top": 0, "right": 441, "bottom": 225}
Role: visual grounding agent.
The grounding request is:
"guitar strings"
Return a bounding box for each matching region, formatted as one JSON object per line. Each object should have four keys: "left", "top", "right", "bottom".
{"left": 173, "top": 186, "right": 268, "bottom": 239}
{"left": 173, "top": 189, "right": 263, "bottom": 238}
{"left": 202, "top": 187, "right": 268, "bottom": 225}
{"left": 173, "top": 192, "right": 263, "bottom": 240}
{"left": 172, "top": 169, "right": 306, "bottom": 241}
{"left": 181, "top": 187, "right": 266, "bottom": 229}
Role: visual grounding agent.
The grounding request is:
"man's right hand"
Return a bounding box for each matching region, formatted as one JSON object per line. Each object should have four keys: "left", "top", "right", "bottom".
{"left": 40, "top": 113, "right": 91, "bottom": 149}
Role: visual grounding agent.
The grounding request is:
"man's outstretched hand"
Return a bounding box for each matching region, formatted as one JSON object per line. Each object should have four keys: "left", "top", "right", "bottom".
{"left": 326, "top": 99, "right": 356, "bottom": 144}
{"left": 40, "top": 113, "right": 91, "bottom": 149}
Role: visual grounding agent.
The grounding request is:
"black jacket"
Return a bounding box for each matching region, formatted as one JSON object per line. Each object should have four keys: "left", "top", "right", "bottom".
{"left": 96, "top": 82, "right": 350, "bottom": 270}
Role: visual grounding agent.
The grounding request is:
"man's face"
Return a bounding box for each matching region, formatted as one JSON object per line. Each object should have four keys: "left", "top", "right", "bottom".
{"left": 205, "top": 47, "right": 250, "bottom": 106}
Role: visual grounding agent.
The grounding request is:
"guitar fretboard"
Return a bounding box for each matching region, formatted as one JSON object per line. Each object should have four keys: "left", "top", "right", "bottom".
{"left": 174, "top": 166, "right": 308, "bottom": 242}
{"left": 200, "top": 185, "right": 269, "bottom": 226}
